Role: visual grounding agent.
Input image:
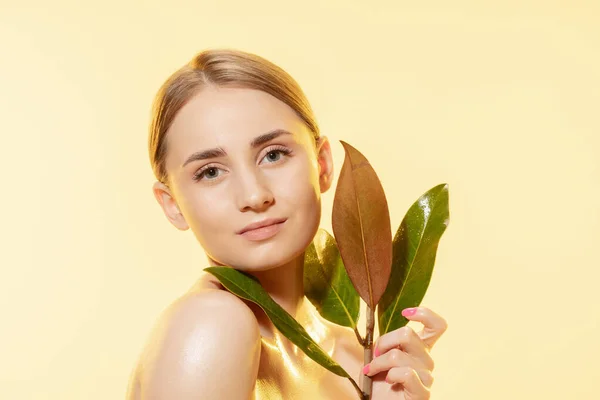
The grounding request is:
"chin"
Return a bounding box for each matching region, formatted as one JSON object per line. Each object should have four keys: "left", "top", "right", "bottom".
{"left": 241, "top": 240, "right": 309, "bottom": 272}
{"left": 207, "top": 226, "right": 316, "bottom": 272}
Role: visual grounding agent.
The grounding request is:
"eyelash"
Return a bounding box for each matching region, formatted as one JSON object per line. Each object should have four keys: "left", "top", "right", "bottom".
{"left": 192, "top": 145, "right": 293, "bottom": 182}
{"left": 262, "top": 145, "right": 292, "bottom": 162}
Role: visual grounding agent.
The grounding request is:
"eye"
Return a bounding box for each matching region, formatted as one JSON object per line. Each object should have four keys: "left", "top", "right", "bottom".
{"left": 265, "top": 150, "right": 282, "bottom": 162}
{"left": 194, "top": 166, "right": 223, "bottom": 181}
{"left": 260, "top": 147, "right": 291, "bottom": 164}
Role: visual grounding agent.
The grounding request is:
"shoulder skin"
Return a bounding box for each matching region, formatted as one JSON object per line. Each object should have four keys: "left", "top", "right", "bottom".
{"left": 130, "top": 288, "right": 261, "bottom": 400}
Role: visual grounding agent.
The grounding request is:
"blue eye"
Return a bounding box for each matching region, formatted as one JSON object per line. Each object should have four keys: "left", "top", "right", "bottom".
{"left": 265, "top": 151, "right": 282, "bottom": 162}
{"left": 261, "top": 148, "right": 291, "bottom": 164}
{"left": 194, "top": 167, "right": 221, "bottom": 181}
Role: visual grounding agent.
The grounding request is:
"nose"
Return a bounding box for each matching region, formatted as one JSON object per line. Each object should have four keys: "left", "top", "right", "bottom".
{"left": 235, "top": 169, "right": 275, "bottom": 212}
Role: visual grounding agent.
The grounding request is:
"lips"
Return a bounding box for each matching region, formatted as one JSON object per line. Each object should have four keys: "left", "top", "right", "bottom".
{"left": 237, "top": 218, "right": 288, "bottom": 235}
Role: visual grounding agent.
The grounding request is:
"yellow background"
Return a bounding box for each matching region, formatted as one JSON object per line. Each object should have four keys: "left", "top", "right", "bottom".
{"left": 1, "top": 1, "right": 599, "bottom": 399}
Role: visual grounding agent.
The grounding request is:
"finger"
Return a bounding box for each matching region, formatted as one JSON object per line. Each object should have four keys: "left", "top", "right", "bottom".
{"left": 401, "top": 306, "right": 448, "bottom": 350}
{"left": 363, "top": 348, "right": 434, "bottom": 387}
{"left": 386, "top": 367, "right": 432, "bottom": 398}
{"left": 364, "top": 348, "right": 410, "bottom": 376}
{"left": 373, "top": 326, "right": 434, "bottom": 370}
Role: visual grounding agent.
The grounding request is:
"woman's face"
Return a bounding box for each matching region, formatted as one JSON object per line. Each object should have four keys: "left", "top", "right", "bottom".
{"left": 154, "top": 86, "right": 334, "bottom": 271}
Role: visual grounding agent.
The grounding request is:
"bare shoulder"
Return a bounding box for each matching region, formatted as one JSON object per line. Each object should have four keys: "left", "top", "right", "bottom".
{"left": 132, "top": 278, "right": 261, "bottom": 399}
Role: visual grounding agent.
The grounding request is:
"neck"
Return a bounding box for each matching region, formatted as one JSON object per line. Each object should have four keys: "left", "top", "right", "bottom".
{"left": 249, "top": 254, "right": 325, "bottom": 361}
{"left": 250, "top": 255, "right": 306, "bottom": 320}
{"left": 207, "top": 253, "right": 325, "bottom": 359}
{"left": 207, "top": 254, "right": 306, "bottom": 318}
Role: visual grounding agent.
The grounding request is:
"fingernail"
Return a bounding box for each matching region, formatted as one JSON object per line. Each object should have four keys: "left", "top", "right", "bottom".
{"left": 362, "top": 364, "right": 370, "bottom": 375}
{"left": 402, "top": 307, "right": 417, "bottom": 317}
{"left": 374, "top": 347, "right": 380, "bottom": 357}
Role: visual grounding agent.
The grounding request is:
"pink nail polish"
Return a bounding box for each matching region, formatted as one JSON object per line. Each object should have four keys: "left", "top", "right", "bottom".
{"left": 362, "top": 364, "right": 370, "bottom": 375}
{"left": 402, "top": 307, "right": 417, "bottom": 317}
{"left": 374, "top": 347, "right": 380, "bottom": 357}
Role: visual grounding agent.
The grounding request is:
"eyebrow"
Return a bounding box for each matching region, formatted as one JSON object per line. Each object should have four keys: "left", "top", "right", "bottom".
{"left": 182, "top": 129, "right": 293, "bottom": 167}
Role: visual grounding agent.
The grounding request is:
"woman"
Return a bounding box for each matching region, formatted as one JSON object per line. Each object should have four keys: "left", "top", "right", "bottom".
{"left": 127, "top": 48, "right": 448, "bottom": 400}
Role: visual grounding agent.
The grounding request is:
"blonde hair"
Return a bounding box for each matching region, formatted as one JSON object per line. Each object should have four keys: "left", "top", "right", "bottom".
{"left": 148, "top": 48, "right": 321, "bottom": 187}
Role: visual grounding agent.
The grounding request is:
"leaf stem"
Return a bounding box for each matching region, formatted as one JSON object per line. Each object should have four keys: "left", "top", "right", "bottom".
{"left": 348, "top": 377, "right": 366, "bottom": 399}
{"left": 354, "top": 326, "right": 366, "bottom": 346}
{"left": 362, "top": 305, "right": 376, "bottom": 399}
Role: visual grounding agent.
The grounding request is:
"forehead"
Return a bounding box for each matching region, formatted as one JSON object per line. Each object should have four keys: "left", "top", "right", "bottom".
{"left": 165, "top": 86, "right": 307, "bottom": 162}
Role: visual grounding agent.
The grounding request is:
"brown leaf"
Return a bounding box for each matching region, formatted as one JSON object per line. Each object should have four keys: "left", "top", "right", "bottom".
{"left": 331, "top": 141, "right": 393, "bottom": 309}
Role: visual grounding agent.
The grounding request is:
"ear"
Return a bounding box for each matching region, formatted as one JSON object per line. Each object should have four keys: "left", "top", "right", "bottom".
{"left": 315, "top": 136, "right": 334, "bottom": 193}
{"left": 152, "top": 181, "right": 189, "bottom": 231}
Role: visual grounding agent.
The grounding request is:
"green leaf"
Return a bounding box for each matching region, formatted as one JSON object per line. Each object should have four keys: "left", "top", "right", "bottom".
{"left": 332, "top": 141, "right": 393, "bottom": 310}
{"left": 205, "top": 266, "right": 351, "bottom": 378}
{"left": 378, "top": 183, "right": 450, "bottom": 335}
{"left": 304, "top": 228, "right": 360, "bottom": 328}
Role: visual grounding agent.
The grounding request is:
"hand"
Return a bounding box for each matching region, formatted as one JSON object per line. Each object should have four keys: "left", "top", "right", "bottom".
{"left": 363, "top": 307, "right": 448, "bottom": 400}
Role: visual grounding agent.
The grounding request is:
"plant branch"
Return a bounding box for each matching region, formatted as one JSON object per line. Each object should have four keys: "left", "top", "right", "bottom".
{"left": 362, "top": 305, "right": 376, "bottom": 399}
{"left": 354, "top": 326, "right": 366, "bottom": 346}
{"left": 348, "top": 377, "right": 366, "bottom": 400}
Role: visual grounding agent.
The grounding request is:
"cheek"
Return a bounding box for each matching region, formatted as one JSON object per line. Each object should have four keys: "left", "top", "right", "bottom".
{"left": 278, "top": 160, "right": 322, "bottom": 225}
{"left": 279, "top": 155, "right": 320, "bottom": 199}
{"left": 180, "top": 188, "right": 231, "bottom": 241}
